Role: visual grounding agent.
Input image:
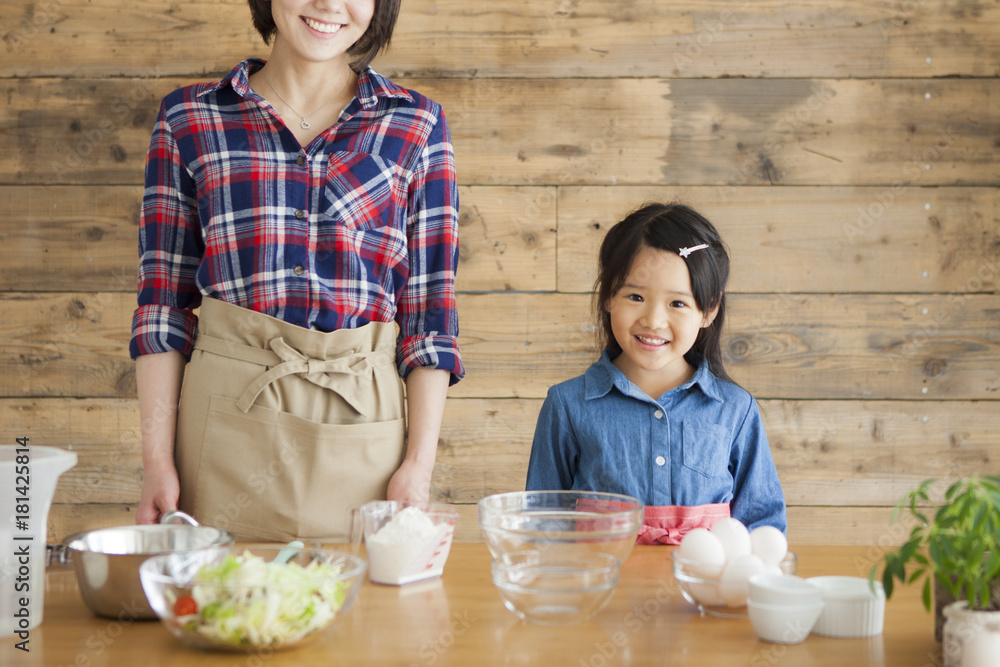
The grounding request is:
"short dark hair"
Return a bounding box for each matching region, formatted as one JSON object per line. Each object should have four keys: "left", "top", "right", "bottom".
{"left": 247, "top": 0, "right": 401, "bottom": 72}
{"left": 594, "top": 202, "right": 734, "bottom": 383}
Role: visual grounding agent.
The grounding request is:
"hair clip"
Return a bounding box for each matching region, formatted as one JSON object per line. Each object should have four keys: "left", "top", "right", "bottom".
{"left": 678, "top": 244, "right": 709, "bottom": 258}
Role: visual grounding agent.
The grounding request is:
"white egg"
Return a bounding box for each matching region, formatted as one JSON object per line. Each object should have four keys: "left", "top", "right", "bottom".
{"left": 762, "top": 564, "right": 783, "bottom": 577}
{"left": 687, "top": 581, "right": 724, "bottom": 607}
{"left": 710, "top": 517, "right": 751, "bottom": 562}
{"left": 678, "top": 528, "right": 726, "bottom": 578}
{"left": 718, "top": 554, "right": 766, "bottom": 607}
{"left": 750, "top": 526, "right": 788, "bottom": 567}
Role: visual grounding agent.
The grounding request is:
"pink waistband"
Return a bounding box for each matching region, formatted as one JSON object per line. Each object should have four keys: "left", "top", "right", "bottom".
{"left": 636, "top": 503, "right": 731, "bottom": 545}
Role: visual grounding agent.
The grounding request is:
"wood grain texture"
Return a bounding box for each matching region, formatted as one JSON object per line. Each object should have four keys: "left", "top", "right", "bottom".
{"left": 556, "top": 186, "right": 1000, "bottom": 294}
{"left": 3, "top": 78, "right": 996, "bottom": 186}
{"left": 452, "top": 293, "right": 1000, "bottom": 400}
{"left": 12, "top": 397, "right": 992, "bottom": 513}
{"left": 45, "top": 502, "right": 922, "bottom": 548}
{"left": 433, "top": 398, "right": 999, "bottom": 508}
{"left": 3, "top": 1, "right": 998, "bottom": 78}
{"left": 0, "top": 185, "right": 556, "bottom": 292}
{"left": 4, "top": 292, "right": 997, "bottom": 400}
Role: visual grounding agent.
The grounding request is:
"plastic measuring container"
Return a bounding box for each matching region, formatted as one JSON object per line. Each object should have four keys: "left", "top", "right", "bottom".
{"left": 1, "top": 444, "right": 77, "bottom": 637}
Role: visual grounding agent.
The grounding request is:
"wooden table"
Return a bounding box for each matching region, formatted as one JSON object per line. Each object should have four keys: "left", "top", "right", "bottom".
{"left": 3, "top": 545, "right": 939, "bottom": 666}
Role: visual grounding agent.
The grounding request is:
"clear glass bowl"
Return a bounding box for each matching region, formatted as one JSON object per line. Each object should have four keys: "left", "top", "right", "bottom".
{"left": 671, "top": 550, "right": 798, "bottom": 618}
{"left": 478, "top": 491, "right": 644, "bottom": 563}
{"left": 491, "top": 550, "right": 621, "bottom": 625}
{"left": 139, "top": 545, "right": 366, "bottom": 651}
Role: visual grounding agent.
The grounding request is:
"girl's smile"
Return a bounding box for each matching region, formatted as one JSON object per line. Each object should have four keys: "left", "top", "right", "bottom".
{"left": 608, "top": 245, "right": 718, "bottom": 398}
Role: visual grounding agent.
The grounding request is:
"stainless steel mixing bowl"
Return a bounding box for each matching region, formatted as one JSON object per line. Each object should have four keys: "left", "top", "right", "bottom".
{"left": 62, "top": 511, "right": 233, "bottom": 619}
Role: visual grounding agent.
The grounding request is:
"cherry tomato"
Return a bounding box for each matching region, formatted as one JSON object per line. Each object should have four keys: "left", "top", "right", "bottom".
{"left": 172, "top": 594, "right": 198, "bottom": 617}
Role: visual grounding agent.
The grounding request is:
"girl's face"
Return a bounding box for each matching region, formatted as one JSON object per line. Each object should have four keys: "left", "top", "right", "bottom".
{"left": 270, "top": 0, "right": 375, "bottom": 66}
{"left": 607, "top": 245, "right": 719, "bottom": 394}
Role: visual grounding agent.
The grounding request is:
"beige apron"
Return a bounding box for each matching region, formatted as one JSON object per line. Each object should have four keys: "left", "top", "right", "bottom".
{"left": 174, "top": 297, "right": 406, "bottom": 542}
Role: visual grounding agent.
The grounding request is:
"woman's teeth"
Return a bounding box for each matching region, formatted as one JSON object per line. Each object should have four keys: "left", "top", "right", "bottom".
{"left": 303, "top": 17, "right": 342, "bottom": 33}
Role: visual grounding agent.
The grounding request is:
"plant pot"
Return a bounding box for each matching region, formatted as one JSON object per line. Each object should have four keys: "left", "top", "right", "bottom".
{"left": 935, "top": 574, "right": 1000, "bottom": 642}
{"left": 942, "top": 601, "right": 1000, "bottom": 667}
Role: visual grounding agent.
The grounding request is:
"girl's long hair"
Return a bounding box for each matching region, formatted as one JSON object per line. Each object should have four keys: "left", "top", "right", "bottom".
{"left": 594, "top": 202, "right": 735, "bottom": 384}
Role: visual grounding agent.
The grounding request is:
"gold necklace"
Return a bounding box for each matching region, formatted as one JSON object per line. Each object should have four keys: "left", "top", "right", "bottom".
{"left": 261, "top": 67, "right": 351, "bottom": 130}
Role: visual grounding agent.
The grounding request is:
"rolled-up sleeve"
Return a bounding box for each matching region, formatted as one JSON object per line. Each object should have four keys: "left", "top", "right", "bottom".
{"left": 395, "top": 108, "right": 464, "bottom": 384}
{"left": 129, "top": 97, "right": 203, "bottom": 359}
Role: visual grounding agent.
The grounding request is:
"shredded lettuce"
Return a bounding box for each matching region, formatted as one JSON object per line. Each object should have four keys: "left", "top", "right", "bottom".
{"left": 170, "top": 550, "right": 349, "bottom": 647}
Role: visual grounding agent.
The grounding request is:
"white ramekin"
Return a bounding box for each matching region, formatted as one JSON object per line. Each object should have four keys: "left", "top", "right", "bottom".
{"left": 807, "top": 576, "right": 886, "bottom": 638}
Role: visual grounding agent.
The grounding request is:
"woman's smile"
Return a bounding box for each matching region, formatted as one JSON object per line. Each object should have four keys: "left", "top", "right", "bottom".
{"left": 302, "top": 16, "right": 345, "bottom": 35}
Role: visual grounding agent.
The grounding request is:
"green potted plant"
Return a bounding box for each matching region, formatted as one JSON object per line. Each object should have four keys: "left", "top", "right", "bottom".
{"left": 872, "top": 476, "right": 1000, "bottom": 666}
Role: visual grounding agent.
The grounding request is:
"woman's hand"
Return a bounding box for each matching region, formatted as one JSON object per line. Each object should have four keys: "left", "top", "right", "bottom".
{"left": 136, "top": 459, "right": 180, "bottom": 524}
{"left": 386, "top": 458, "right": 433, "bottom": 504}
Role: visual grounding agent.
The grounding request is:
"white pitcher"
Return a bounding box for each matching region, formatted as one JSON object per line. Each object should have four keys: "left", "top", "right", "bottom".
{"left": 1, "top": 444, "right": 77, "bottom": 638}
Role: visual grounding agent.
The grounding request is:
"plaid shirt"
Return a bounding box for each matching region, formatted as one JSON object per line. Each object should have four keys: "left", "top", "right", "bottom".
{"left": 130, "top": 59, "right": 463, "bottom": 383}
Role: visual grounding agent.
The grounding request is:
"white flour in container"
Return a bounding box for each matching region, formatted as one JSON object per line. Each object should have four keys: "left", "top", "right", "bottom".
{"left": 366, "top": 507, "right": 442, "bottom": 585}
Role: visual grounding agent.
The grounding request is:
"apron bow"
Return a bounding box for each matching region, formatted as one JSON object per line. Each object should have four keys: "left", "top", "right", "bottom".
{"left": 235, "top": 337, "right": 388, "bottom": 416}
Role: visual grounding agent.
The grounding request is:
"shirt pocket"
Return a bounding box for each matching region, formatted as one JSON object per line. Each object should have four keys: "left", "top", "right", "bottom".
{"left": 680, "top": 422, "right": 734, "bottom": 480}
{"left": 324, "top": 152, "right": 408, "bottom": 232}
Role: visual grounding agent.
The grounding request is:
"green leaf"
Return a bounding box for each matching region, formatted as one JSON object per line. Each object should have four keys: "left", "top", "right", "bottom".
{"left": 882, "top": 567, "right": 895, "bottom": 599}
{"left": 922, "top": 577, "right": 932, "bottom": 611}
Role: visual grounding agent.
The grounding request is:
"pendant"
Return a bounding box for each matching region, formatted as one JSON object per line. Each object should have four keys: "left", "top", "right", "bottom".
{"left": 300, "top": 120, "right": 311, "bottom": 130}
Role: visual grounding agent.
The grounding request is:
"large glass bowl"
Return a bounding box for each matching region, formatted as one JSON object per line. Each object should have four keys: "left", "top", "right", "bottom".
{"left": 671, "top": 550, "right": 798, "bottom": 618}
{"left": 139, "top": 545, "right": 366, "bottom": 651}
{"left": 478, "top": 491, "right": 644, "bottom": 564}
{"left": 491, "top": 550, "right": 621, "bottom": 625}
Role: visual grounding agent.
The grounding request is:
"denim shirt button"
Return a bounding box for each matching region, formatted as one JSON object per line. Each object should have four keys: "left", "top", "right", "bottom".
{"left": 654, "top": 410, "right": 664, "bottom": 419}
{"left": 655, "top": 455, "right": 666, "bottom": 466}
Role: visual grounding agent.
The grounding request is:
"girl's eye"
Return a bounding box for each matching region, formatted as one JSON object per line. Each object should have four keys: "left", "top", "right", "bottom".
{"left": 670, "top": 300, "right": 688, "bottom": 308}
{"left": 626, "top": 294, "right": 643, "bottom": 303}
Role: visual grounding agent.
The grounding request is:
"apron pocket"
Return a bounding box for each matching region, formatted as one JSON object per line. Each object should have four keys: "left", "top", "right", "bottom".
{"left": 194, "top": 394, "right": 405, "bottom": 542}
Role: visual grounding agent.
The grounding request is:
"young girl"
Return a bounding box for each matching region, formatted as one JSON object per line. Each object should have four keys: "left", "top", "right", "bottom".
{"left": 526, "top": 202, "right": 785, "bottom": 544}
{"left": 132, "top": 0, "right": 462, "bottom": 541}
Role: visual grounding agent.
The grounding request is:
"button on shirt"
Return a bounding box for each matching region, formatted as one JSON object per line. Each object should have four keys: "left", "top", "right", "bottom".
{"left": 129, "top": 58, "right": 464, "bottom": 383}
{"left": 526, "top": 351, "right": 787, "bottom": 532}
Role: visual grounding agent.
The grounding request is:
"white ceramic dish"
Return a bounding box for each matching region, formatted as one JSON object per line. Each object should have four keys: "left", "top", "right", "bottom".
{"left": 747, "top": 599, "right": 824, "bottom": 644}
{"left": 748, "top": 573, "right": 824, "bottom": 607}
{"left": 807, "top": 576, "right": 885, "bottom": 638}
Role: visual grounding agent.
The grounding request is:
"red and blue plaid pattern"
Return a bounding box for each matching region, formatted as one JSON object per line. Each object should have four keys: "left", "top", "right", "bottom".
{"left": 130, "top": 59, "right": 463, "bottom": 383}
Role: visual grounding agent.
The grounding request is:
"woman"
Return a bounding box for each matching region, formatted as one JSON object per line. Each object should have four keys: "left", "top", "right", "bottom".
{"left": 132, "top": 0, "right": 463, "bottom": 541}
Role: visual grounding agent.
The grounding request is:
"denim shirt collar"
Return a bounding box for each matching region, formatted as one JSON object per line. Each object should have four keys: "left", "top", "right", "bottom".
{"left": 583, "top": 350, "right": 725, "bottom": 404}
{"left": 198, "top": 58, "right": 415, "bottom": 109}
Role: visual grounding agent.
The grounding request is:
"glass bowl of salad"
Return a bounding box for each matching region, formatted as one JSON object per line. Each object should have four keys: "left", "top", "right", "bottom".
{"left": 139, "top": 544, "right": 366, "bottom": 651}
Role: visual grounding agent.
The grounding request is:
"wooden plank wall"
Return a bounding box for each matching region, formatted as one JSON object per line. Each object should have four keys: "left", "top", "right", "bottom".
{"left": 2, "top": 1, "right": 998, "bottom": 552}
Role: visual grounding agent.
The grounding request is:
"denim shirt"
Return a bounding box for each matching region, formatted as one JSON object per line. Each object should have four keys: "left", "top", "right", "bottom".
{"left": 526, "top": 351, "right": 787, "bottom": 532}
